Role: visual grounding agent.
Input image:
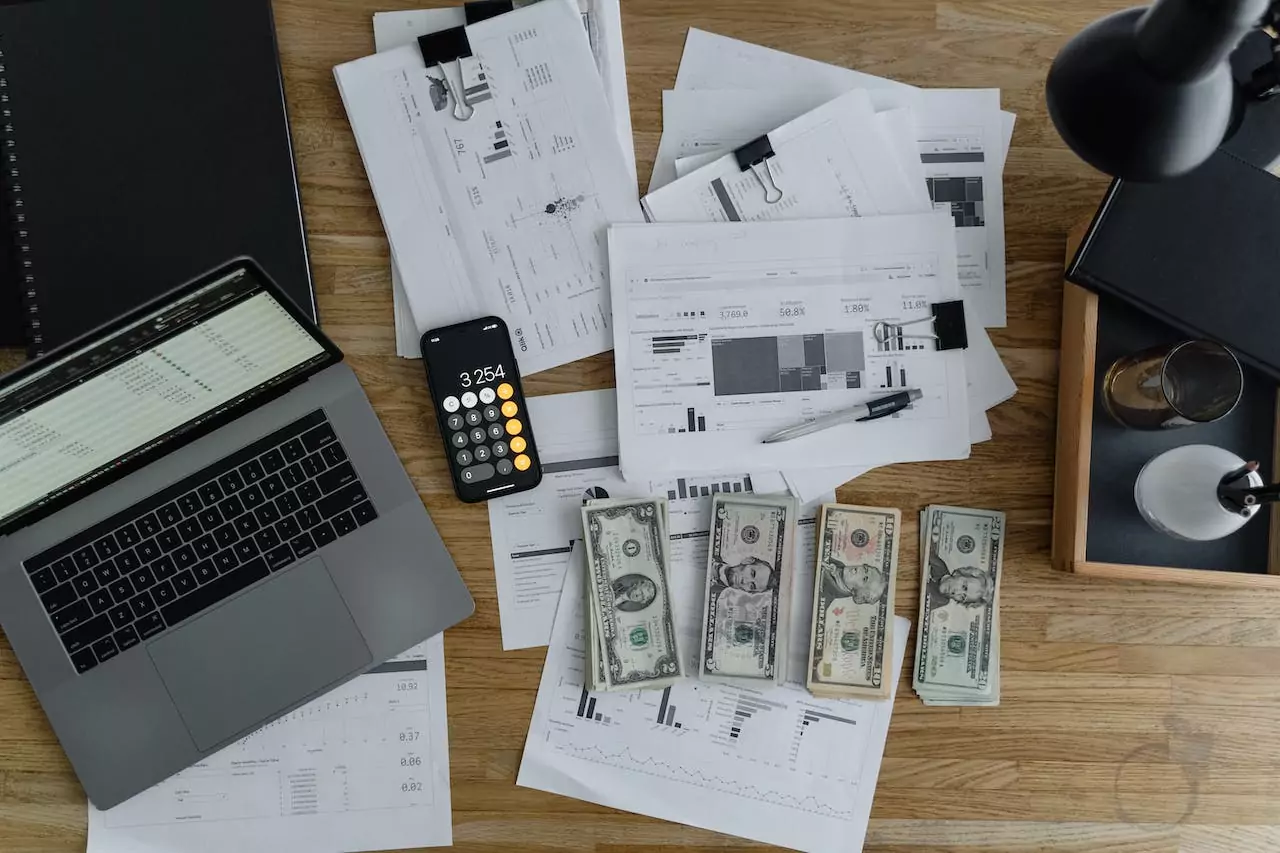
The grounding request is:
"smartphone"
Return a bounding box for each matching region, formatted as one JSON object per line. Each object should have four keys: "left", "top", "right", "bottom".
{"left": 421, "top": 317, "right": 542, "bottom": 503}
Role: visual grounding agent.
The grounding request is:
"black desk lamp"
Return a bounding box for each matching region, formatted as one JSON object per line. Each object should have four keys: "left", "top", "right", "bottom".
{"left": 1046, "top": 0, "right": 1279, "bottom": 180}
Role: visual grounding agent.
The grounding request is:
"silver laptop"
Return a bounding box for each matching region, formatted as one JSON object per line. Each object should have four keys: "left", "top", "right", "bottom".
{"left": 0, "top": 259, "right": 474, "bottom": 809}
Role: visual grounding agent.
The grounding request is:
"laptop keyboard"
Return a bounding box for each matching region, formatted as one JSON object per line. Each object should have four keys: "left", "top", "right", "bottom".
{"left": 24, "top": 410, "right": 379, "bottom": 676}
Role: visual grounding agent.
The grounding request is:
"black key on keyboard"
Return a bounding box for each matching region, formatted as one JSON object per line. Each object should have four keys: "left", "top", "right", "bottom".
{"left": 317, "top": 462, "right": 359, "bottom": 495}
{"left": 198, "top": 507, "right": 223, "bottom": 532}
{"left": 218, "top": 494, "right": 245, "bottom": 521}
{"left": 312, "top": 521, "right": 337, "bottom": 548}
{"left": 161, "top": 557, "right": 269, "bottom": 629}
{"left": 87, "top": 588, "right": 113, "bottom": 614}
{"left": 265, "top": 544, "right": 295, "bottom": 572}
{"left": 318, "top": 483, "right": 368, "bottom": 520}
{"left": 157, "top": 529, "right": 183, "bottom": 553}
{"left": 255, "top": 527, "right": 281, "bottom": 552}
{"left": 332, "top": 511, "right": 358, "bottom": 537}
{"left": 93, "top": 636, "right": 119, "bottom": 664}
{"left": 136, "top": 513, "right": 162, "bottom": 539}
{"left": 213, "top": 550, "right": 240, "bottom": 574}
{"left": 297, "top": 481, "right": 321, "bottom": 506}
{"left": 114, "top": 625, "right": 141, "bottom": 652}
{"left": 94, "top": 535, "right": 120, "bottom": 561}
{"left": 152, "top": 580, "right": 177, "bottom": 606}
{"left": 255, "top": 502, "right": 281, "bottom": 526}
{"left": 261, "top": 448, "right": 286, "bottom": 474}
{"left": 61, "top": 613, "right": 111, "bottom": 654}
{"left": 240, "top": 458, "right": 265, "bottom": 484}
{"left": 116, "top": 523, "right": 141, "bottom": 548}
{"left": 242, "top": 483, "right": 265, "bottom": 510}
{"left": 198, "top": 481, "right": 224, "bottom": 506}
{"left": 108, "top": 578, "right": 135, "bottom": 604}
{"left": 52, "top": 556, "right": 77, "bottom": 583}
{"left": 276, "top": 516, "right": 302, "bottom": 541}
{"left": 177, "top": 518, "right": 203, "bottom": 543}
{"left": 301, "top": 453, "right": 326, "bottom": 479}
{"left": 136, "top": 539, "right": 162, "bottom": 563}
{"left": 129, "top": 565, "right": 156, "bottom": 592}
{"left": 129, "top": 591, "right": 157, "bottom": 620}
{"left": 353, "top": 499, "right": 376, "bottom": 525}
{"left": 153, "top": 554, "right": 178, "bottom": 581}
{"left": 73, "top": 546, "right": 99, "bottom": 572}
{"left": 157, "top": 502, "right": 183, "bottom": 528}
{"left": 282, "top": 464, "right": 306, "bottom": 489}
{"left": 52, "top": 600, "right": 93, "bottom": 633}
{"left": 261, "top": 473, "right": 285, "bottom": 500}
{"left": 174, "top": 545, "right": 198, "bottom": 570}
{"left": 30, "top": 567, "right": 57, "bottom": 594}
{"left": 138, "top": 612, "right": 166, "bottom": 640}
{"left": 173, "top": 571, "right": 198, "bottom": 596}
{"left": 234, "top": 539, "right": 260, "bottom": 563}
{"left": 321, "top": 443, "right": 348, "bottom": 468}
{"left": 108, "top": 604, "right": 133, "bottom": 630}
{"left": 115, "top": 549, "right": 140, "bottom": 574}
{"left": 234, "top": 513, "right": 260, "bottom": 538}
{"left": 290, "top": 532, "right": 317, "bottom": 559}
{"left": 302, "top": 423, "right": 337, "bottom": 452}
{"left": 219, "top": 469, "right": 245, "bottom": 494}
{"left": 282, "top": 438, "right": 306, "bottom": 463}
{"left": 93, "top": 561, "right": 120, "bottom": 586}
{"left": 277, "top": 492, "right": 302, "bottom": 517}
{"left": 194, "top": 534, "right": 218, "bottom": 560}
{"left": 178, "top": 492, "right": 202, "bottom": 517}
{"left": 193, "top": 561, "right": 218, "bottom": 585}
{"left": 72, "top": 649, "right": 97, "bottom": 674}
{"left": 298, "top": 506, "right": 322, "bottom": 530}
{"left": 41, "top": 583, "right": 77, "bottom": 615}
{"left": 72, "top": 572, "right": 99, "bottom": 597}
{"left": 214, "top": 523, "right": 238, "bottom": 549}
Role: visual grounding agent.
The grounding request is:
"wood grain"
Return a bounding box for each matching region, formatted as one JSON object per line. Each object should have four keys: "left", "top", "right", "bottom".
{"left": 3, "top": 0, "right": 1280, "bottom": 851}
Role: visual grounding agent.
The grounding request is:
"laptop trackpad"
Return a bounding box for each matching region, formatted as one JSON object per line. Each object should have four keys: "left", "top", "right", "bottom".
{"left": 147, "top": 557, "right": 372, "bottom": 751}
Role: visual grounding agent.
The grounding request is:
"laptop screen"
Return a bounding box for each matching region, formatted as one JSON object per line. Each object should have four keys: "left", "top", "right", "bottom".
{"left": 0, "top": 267, "right": 329, "bottom": 529}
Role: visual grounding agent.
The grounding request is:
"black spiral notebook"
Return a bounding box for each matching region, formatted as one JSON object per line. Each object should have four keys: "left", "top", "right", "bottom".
{"left": 0, "top": 0, "right": 316, "bottom": 356}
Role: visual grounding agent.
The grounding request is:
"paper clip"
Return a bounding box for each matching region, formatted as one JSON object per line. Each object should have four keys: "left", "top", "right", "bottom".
{"left": 418, "top": 28, "right": 477, "bottom": 121}
{"left": 734, "top": 135, "right": 783, "bottom": 204}
{"left": 872, "top": 300, "right": 969, "bottom": 351}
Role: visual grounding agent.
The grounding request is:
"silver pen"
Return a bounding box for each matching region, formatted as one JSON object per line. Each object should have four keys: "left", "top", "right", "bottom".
{"left": 761, "top": 388, "right": 924, "bottom": 444}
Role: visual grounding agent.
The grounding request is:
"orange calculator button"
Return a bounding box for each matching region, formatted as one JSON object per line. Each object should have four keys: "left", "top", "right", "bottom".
{"left": 496, "top": 383, "right": 514, "bottom": 400}
{"left": 501, "top": 400, "right": 519, "bottom": 418}
{"left": 514, "top": 454, "right": 532, "bottom": 472}
{"left": 510, "top": 436, "right": 527, "bottom": 453}
{"left": 505, "top": 419, "right": 523, "bottom": 436}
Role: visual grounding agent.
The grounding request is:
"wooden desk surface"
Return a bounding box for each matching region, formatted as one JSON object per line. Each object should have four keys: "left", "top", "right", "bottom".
{"left": 2, "top": 1, "right": 1277, "bottom": 851}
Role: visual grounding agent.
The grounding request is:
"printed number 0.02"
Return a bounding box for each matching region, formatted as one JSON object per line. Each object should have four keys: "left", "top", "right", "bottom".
{"left": 402, "top": 781, "right": 425, "bottom": 793}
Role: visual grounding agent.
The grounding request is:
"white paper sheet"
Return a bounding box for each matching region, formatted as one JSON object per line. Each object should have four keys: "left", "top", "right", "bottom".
{"left": 489, "top": 388, "right": 774, "bottom": 650}
{"left": 518, "top": 535, "right": 909, "bottom": 853}
{"left": 87, "top": 637, "right": 453, "bottom": 853}
{"left": 609, "top": 215, "right": 970, "bottom": 479}
{"left": 643, "top": 90, "right": 920, "bottom": 222}
{"left": 338, "top": 0, "right": 642, "bottom": 375}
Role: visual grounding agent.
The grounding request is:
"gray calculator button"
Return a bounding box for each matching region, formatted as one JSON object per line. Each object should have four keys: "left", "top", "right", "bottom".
{"left": 483, "top": 405, "right": 501, "bottom": 422}
{"left": 492, "top": 441, "right": 509, "bottom": 457}
{"left": 487, "top": 422, "right": 505, "bottom": 440}
{"left": 455, "top": 449, "right": 473, "bottom": 466}
{"left": 474, "top": 445, "right": 492, "bottom": 462}
{"left": 460, "top": 463, "right": 495, "bottom": 484}
{"left": 465, "top": 409, "right": 483, "bottom": 427}
{"left": 446, "top": 413, "right": 464, "bottom": 431}
{"left": 451, "top": 432, "right": 469, "bottom": 449}
{"left": 496, "top": 458, "right": 514, "bottom": 476}
{"left": 470, "top": 427, "right": 487, "bottom": 444}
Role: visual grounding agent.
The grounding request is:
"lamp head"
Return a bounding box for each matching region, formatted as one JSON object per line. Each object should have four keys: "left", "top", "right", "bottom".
{"left": 1046, "top": 0, "right": 1270, "bottom": 181}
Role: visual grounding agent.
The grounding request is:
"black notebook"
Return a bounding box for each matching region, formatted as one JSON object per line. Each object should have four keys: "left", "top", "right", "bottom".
{"left": 1068, "top": 150, "right": 1280, "bottom": 383}
{"left": 0, "top": 0, "right": 315, "bottom": 356}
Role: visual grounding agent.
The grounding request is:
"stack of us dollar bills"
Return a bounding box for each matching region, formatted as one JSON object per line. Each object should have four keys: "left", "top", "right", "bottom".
{"left": 913, "top": 505, "right": 1005, "bottom": 706}
{"left": 698, "top": 493, "right": 798, "bottom": 686}
{"left": 581, "top": 497, "right": 683, "bottom": 691}
{"left": 806, "top": 503, "right": 901, "bottom": 700}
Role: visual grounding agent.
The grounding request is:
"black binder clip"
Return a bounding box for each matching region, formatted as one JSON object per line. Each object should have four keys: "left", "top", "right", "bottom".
{"left": 734, "top": 135, "right": 783, "bottom": 204}
{"left": 418, "top": 27, "right": 477, "bottom": 121}
{"left": 872, "top": 300, "right": 968, "bottom": 351}
{"left": 464, "top": 0, "right": 513, "bottom": 23}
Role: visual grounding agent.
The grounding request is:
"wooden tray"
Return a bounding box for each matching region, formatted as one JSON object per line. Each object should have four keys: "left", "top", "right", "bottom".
{"left": 1052, "top": 226, "right": 1280, "bottom": 588}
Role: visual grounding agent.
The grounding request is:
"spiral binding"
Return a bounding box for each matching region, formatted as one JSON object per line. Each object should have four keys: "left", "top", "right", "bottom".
{"left": 0, "top": 42, "right": 41, "bottom": 353}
